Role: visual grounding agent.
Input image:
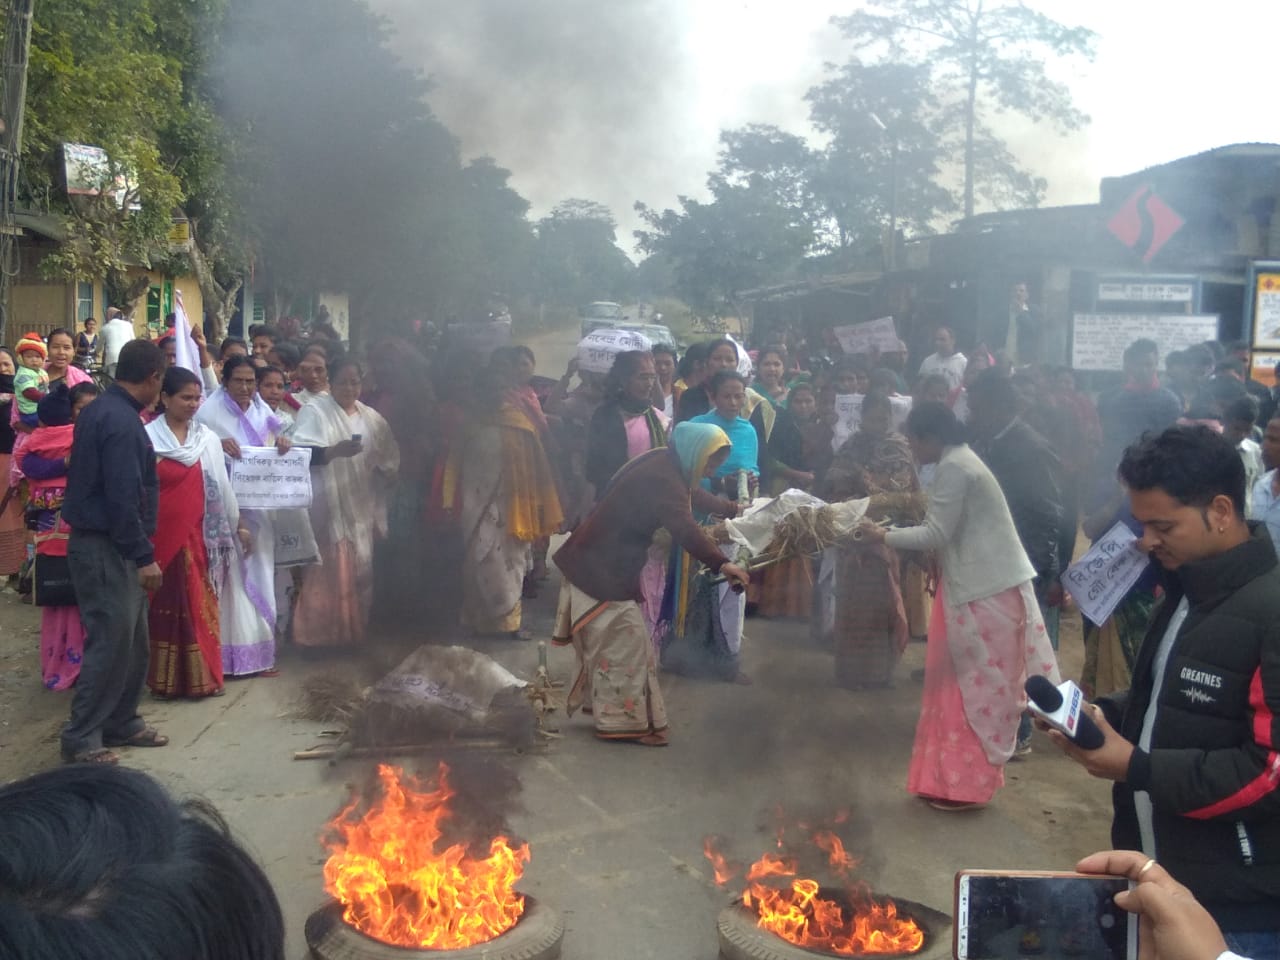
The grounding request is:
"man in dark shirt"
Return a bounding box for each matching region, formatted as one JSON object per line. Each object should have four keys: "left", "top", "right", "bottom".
{"left": 1094, "top": 339, "right": 1182, "bottom": 509}
{"left": 60, "top": 339, "right": 165, "bottom": 764}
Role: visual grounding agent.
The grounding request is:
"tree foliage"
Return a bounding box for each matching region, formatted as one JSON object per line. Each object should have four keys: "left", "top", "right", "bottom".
{"left": 832, "top": 0, "right": 1096, "bottom": 217}
{"left": 533, "top": 199, "right": 633, "bottom": 308}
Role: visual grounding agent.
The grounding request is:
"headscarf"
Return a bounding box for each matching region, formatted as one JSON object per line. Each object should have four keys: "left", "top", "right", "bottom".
{"left": 669, "top": 421, "right": 730, "bottom": 489}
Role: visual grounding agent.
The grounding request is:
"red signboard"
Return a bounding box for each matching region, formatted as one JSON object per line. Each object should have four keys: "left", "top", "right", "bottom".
{"left": 1107, "top": 185, "right": 1185, "bottom": 264}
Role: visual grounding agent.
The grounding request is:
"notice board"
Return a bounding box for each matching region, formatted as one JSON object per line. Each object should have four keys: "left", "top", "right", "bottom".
{"left": 1070, "top": 314, "right": 1219, "bottom": 372}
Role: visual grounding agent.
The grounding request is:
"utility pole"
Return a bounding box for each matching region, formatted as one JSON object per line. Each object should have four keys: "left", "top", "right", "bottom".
{"left": 870, "top": 112, "right": 898, "bottom": 272}
{"left": 0, "top": 0, "right": 34, "bottom": 345}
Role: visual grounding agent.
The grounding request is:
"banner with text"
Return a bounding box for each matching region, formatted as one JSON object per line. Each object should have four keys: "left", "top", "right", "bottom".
{"left": 577, "top": 328, "right": 653, "bottom": 374}
{"left": 1070, "top": 314, "right": 1219, "bottom": 371}
{"left": 831, "top": 393, "right": 913, "bottom": 451}
{"left": 1061, "top": 522, "right": 1150, "bottom": 626}
{"left": 230, "top": 447, "right": 313, "bottom": 510}
{"left": 832, "top": 316, "right": 900, "bottom": 356}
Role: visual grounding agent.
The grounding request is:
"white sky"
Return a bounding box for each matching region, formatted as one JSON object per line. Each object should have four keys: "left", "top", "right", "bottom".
{"left": 374, "top": 0, "right": 1280, "bottom": 240}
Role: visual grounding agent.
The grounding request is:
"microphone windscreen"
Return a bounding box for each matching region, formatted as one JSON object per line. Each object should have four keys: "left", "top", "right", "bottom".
{"left": 1025, "top": 674, "right": 1063, "bottom": 710}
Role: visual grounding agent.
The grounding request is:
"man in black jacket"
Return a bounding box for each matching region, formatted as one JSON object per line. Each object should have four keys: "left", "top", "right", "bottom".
{"left": 1052, "top": 426, "right": 1280, "bottom": 956}
{"left": 60, "top": 339, "right": 166, "bottom": 765}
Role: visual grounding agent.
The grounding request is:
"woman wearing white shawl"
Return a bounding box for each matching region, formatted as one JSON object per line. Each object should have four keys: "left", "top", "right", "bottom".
{"left": 144, "top": 368, "right": 244, "bottom": 698}
{"left": 194, "top": 356, "right": 289, "bottom": 675}
{"left": 291, "top": 357, "right": 399, "bottom": 647}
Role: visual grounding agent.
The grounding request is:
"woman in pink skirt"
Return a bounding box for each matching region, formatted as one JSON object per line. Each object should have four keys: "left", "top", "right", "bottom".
{"left": 859, "top": 402, "right": 1060, "bottom": 811}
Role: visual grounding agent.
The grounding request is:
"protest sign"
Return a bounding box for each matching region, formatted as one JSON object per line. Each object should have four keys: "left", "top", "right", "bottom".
{"left": 830, "top": 393, "right": 913, "bottom": 451}
{"left": 230, "top": 447, "right": 313, "bottom": 510}
{"left": 577, "top": 328, "right": 653, "bottom": 374}
{"left": 1070, "top": 314, "right": 1218, "bottom": 371}
{"left": 1061, "top": 521, "right": 1150, "bottom": 625}
{"left": 445, "top": 319, "right": 512, "bottom": 357}
{"left": 832, "top": 317, "right": 900, "bottom": 356}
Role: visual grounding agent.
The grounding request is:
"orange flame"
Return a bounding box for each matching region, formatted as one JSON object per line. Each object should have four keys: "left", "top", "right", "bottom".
{"left": 323, "top": 764, "right": 529, "bottom": 950}
{"left": 705, "top": 829, "right": 923, "bottom": 956}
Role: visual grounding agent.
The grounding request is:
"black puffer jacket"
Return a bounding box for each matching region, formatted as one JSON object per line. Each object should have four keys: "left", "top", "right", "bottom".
{"left": 1099, "top": 528, "right": 1280, "bottom": 931}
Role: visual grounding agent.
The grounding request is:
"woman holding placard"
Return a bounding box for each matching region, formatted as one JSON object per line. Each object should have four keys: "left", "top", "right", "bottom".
{"left": 291, "top": 357, "right": 400, "bottom": 648}
{"left": 194, "top": 355, "right": 290, "bottom": 676}
{"left": 144, "top": 368, "right": 241, "bottom": 698}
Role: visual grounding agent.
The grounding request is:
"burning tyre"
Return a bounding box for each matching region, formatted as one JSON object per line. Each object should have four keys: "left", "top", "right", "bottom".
{"left": 309, "top": 763, "right": 564, "bottom": 959}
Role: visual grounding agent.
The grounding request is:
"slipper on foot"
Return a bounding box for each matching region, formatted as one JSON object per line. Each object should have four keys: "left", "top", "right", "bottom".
{"left": 104, "top": 727, "right": 168, "bottom": 748}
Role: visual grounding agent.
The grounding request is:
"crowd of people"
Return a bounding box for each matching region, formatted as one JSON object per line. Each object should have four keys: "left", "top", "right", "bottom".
{"left": 2, "top": 309, "right": 1278, "bottom": 955}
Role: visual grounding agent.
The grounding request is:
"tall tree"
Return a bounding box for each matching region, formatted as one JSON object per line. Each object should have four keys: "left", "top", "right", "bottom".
{"left": 832, "top": 0, "right": 1095, "bottom": 218}
{"left": 806, "top": 60, "right": 953, "bottom": 249}
{"left": 534, "top": 199, "right": 633, "bottom": 308}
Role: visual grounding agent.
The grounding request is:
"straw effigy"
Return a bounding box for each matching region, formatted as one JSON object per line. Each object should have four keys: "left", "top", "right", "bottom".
{"left": 767, "top": 491, "right": 927, "bottom": 559}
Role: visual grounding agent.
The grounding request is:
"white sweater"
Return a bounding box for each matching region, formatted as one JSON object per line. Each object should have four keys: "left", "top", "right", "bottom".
{"left": 886, "top": 444, "right": 1035, "bottom": 605}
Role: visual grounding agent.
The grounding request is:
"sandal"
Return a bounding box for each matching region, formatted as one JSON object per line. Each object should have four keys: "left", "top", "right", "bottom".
{"left": 104, "top": 727, "right": 169, "bottom": 748}
{"left": 928, "top": 798, "right": 984, "bottom": 812}
{"left": 258, "top": 668, "right": 280, "bottom": 678}
{"left": 65, "top": 747, "right": 119, "bottom": 765}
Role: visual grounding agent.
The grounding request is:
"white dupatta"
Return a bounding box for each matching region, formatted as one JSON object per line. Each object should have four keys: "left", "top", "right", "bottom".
{"left": 292, "top": 394, "right": 399, "bottom": 562}
{"left": 145, "top": 416, "right": 240, "bottom": 596}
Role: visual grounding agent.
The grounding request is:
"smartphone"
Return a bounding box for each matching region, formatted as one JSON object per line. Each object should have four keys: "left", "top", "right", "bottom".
{"left": 954, "top": 870, "right": 1137, "bottom": 960}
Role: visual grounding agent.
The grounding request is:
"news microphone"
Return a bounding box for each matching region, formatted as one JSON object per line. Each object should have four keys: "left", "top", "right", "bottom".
{"left": 1025, "top": 675, "right": 1106, "bottom": 751}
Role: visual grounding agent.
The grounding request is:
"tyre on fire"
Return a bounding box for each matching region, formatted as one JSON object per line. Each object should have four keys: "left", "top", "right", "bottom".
{"left": 716, "top": 896, "right": 953, "bottom": 960}
{"left": 305, "top": 898, "right": 565, "bottom": 960}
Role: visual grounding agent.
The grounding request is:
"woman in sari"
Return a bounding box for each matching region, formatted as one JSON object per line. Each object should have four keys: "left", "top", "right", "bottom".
{"left": 818, "top": 391, "right": 921, "bottom": 687}
{"left": 439, "top": 365, "right": 561, "bottom": 638}
{"left": 584, "top": 351, "right": 669, "bottom": 642}
{"left": 0, "top": 348, "right": 23, "bottom": 585}
{"left": 17, "top": 383, "right": 99, "bottom": 689}
{"left": 554, "top": 422, "right": 750, "bottom": 745}
{"left": 194, "top": 355, "right": 288, "bottom": 675}
{"left": 858, "top": 403, "right": 1060, "bottom": 810}
{"left": 292, "top": 357, "right": 400, "bottom": 647}
{"left": 145, "top": 368, "right": 239, "bottom": 698}
{"left": 662, "top": 371, "right": 756, "bottom": 682}
{"left": 752, "top": 346, "right": 790, "bottom": 407}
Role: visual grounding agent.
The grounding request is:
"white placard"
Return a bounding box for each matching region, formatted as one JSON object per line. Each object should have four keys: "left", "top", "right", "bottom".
{"left": 230, "top": 447, "right": 313, "bottom": 510}
{"left": 1070, "top": 314, "right": 1219, "bottom": 372}
{"left": 576, "top": 328, "right": 653, "bottom": 374}
{"left": 830, "top": 393, "right": 913, "bottom": 451}
{"left": 1097, "top": 281, "right": 1195, "bottom": 303}
{"left": 833, "top": 317, "right": 900, "bottom": 356}
{"left": 1061, "top": 522, "right": 1150, "bottom": 626}
{"left": 446, "top": 319, "right": 512, "bottom": 357}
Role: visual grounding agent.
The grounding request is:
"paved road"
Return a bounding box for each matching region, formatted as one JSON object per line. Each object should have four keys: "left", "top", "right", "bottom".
{"left": 0, "top": 573, "right": 1111, "bottom": 960}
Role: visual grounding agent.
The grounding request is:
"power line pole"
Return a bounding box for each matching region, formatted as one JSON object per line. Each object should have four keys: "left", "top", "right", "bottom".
{"left": 0, "top": 0, "right": 34, "bottom": 345}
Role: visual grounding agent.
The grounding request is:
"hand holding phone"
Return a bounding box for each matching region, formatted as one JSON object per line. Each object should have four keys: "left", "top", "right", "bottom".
{"left": 954, "top": 870, "right": 1137, "bottom": 960}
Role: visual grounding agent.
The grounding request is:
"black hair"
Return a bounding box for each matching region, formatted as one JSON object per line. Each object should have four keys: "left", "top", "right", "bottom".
{"left": 269, "top": 341, "right": 301, "bottom": 370}
{"left": 1200, "top": 340, "right": 1225, "bottom": 362}
{"left": 219, "top": 336, "right": 247, "bottom": 359}
{"left": 327, "top": 355, "right": 362, "bottom": 383}
{"left": 914, "top": 373, "right": 951, "bottom": 398}
{"left": 512, "top": 344, "right": 535, "bottom": 364}
{"left": 676, "top": 342, "right": 710, "bottom": 380}
{"left": 1122, "top": 338, "right": 1159, "bottom": 365}
{"left": 256, "top": 364, "right": 287, "bottom": 386}
{"left": 966, "top": 368, "right": 1018, "bottom": 410}
{"left": 1225, "top": 393, "right": 1261, "bottom": 426}
{"left": 252, "top": 325, "right": 281, "bottom": 344}
{"left": 158, "top": 334, "right": 175, "bottom": 349}
{"left": 162, "top": 365, "right": 202, "bottom": 395}
{"left": 1208, "top": 375, "right": 1246, "bottom": 407}
{"left": 1119, "top": 425, "right": 1245, "bottom": 517}
{"left": 115, "top": 340, "right": 165, "bottom": 385}
{"left": 707, "top": 369, "right": 747, "bottom": 396}
{"left": 651, "top": 342, "right": 677, "bottom": 359}
{"left": 1184, "top": 344, "right": 1215, "bottom": 371}
{"left": 301, "top": 341, "right": 330, "bottom": 361}
{"left": 1165, "top": 349, "right": 1188, "bottom": 369}
{"left": 862, "top": 389, "right": 892, "bottom": 419}
{"left": 706, "top": 338, "right": 739, "bottom": 362}
{"left": 904, "top": 401, "right": 967, "bottom": 446}
{"left": 69, "top": 382, "right": 99, "bottom": 407}
{"left": 46, "top": 326, "right": 74, "bottom": 346}
{"left": 0, "top": 764, "right": 285, "bottom": 960}
{"left": 220, "top": 354, "right": 257, "bottom": 384}
{"left": 603, "top": 350, "right": 654, "bottom": 399}
{"left": 1224, "top": 339, "right": 1250, "bottom": 354}
{"left": 1215, "top": 359, "right": 1244, "bottom": 377}
{"left": 757, "top": 345, "right": 788, "bottom": 366}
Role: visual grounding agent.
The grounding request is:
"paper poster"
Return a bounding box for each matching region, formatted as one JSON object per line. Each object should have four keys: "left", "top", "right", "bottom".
{"left": 230, "top": 447, "right": 313, "bottom": 510}
{"left": 1252, "top": 273, "right": 1280, "bottom": 350}
{"left": 1070, "top": 314, "right": 1219, "bottom": 371}
{"left": 576, "top": 328, "right": 653, "bottom": 374}
{"left": 832, "top": 317, "right": 900, "bottom": 356}
{"left": 830, "top": 393, "right": 913, "bottom": 451}
{"left": 1061, "top": 521, "right": 1150, "bottom": 626}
